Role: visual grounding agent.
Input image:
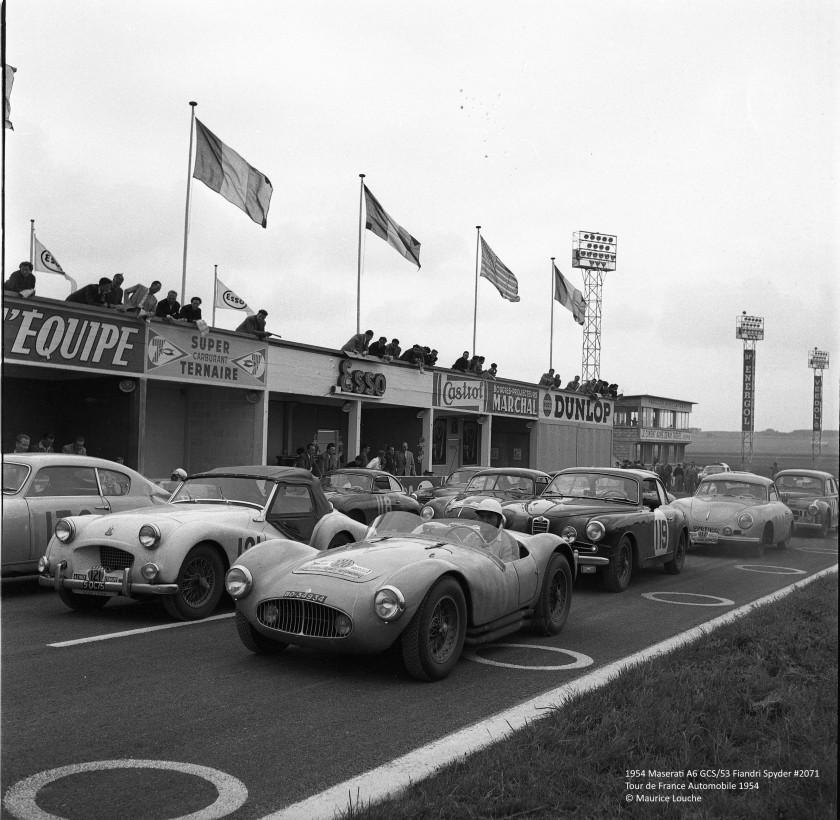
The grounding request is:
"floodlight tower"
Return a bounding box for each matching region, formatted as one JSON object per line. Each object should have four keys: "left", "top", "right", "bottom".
{"left": 735, "top": 312, "right": 764, "bottom": 471}
{"left": 573, "top": 231, "right": 617, "bottom": 382}
{"left": 808, "top": 348, "right": 829, "bottom": 465}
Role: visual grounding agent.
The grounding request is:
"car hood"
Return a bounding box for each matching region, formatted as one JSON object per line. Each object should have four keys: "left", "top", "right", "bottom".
{"left": 676, "top": 496, "right": 760, "bottom": 522}
{"left": 504, "top": 496, "right": 626, "bottom": 518}
{"left": 72, "top": 503, "right": 257, "bottom": 531}
{"left": 779, "top": 490, "right": 820, "bottom": 506}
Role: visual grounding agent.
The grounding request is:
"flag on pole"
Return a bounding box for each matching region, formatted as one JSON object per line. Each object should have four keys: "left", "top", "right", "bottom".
{"left": 4, "top": 64, "right": 16, "bottom": 130}
{"left": 479, "top": 237, "right": 520, "bottom": 302}
{"left": 33, "top": 234, "right": 77, "bottom": 290}
{"left": 193, "top": 119, "right": 273, "bottom": 228}
{"left": 363, "top": 185, "right": 421, "bottom": 268}
{"left": 553, "top": 263, "right": 586, "bottom": 325}
{"left": 215, "top": 277, "right": 254, "bottom": 315}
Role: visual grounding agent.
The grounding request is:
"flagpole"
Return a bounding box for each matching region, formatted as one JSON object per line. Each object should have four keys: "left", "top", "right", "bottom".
{"left": 549, "top": 257, "right": 555, "bottom": 371}
{"left": 357, "top": 173, "right": 365, "bottom": 335}
{"left": 180, "top": 101, "right": 198, "bottom": 305}
{"left": 473, "top": 226, "right": 481, "bottom": 356}
{"left": 29, "top": 219, "right": 35, "bottom": 267}
{"left": 212, "top": 264, "right": 218, "bottom": 327}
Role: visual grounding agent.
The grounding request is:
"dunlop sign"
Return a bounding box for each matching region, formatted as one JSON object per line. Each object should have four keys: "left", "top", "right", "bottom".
{"left": 813, "top": 374, "right": 823, "bottom": 432}
{"left": 541, "top": 390, "right": 613, "bottom": 425}
{"left": 741, "top": 348, "right": 756, "bottom": 432}
{"left": 3, "top": 303, "right": 144, "bottom": 373}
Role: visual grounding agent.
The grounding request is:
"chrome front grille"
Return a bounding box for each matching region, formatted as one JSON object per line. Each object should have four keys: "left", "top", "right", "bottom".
{"left": 256, "top": 599, "right": 352, "bottom": 638}
{"left": 98, "top": 546, "right": 135, "bottom": 572}
{"left": 531, "top": 516, "right": 550, "bottom": 534}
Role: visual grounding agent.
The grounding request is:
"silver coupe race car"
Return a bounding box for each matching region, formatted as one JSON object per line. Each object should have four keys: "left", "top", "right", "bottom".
{"left": 226, "top": 510, "right": 577, "bottom": 681}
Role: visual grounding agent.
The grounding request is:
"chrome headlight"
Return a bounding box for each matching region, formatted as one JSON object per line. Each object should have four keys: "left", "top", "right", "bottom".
{"left": 374, "top": 585, "right": 405, "bottom": 621}
{"left": 54, "top": 519, "right": 75, "bottom": 543}
{"left": 808, "top": 503, "right": 819, "bottom": 516}
{"left": 138, "top": 524, "right": 161, "bottom": 549}
{"left": 334, "top": 613, "right": 353, "bottom": 636}
{"left": 561, "top": 525, "right": 578, "bottom": 541}
{"left": 420, "top": 505, "right": 434, "bottom": 521}
{"left": 225, "top": 566, "right": 253, "bottom": 599}
{"left": 737, "top": 513, "right": 754, "bottom": 529}
{"left": 585, "top": 520, "right": 606, "bottom": 542}
{"left": 140, "top": 562, "right": 159, "bottom": 581}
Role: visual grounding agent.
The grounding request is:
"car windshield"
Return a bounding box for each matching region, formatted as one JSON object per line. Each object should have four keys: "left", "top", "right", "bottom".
{"left": 696, "top": 480, "right": 767, "bottom": 500}
{"left": 776, "top": 475, "right": 822, "bottom": 493}
{"left": 544, "top": 472, "right": 639, "bottom": 504}
{"left": 170, "top": 475, "right": 273, "bottom": 508}
{"left": 446, "top": 470, "right": 477, "bottom": 487}
{"left": 465, "top": 473, "right": 535, "bottom": 496}
{"left": 366, "top": 511, "right": 520, "bottom": 561}
{"left": 703, "top": 465, "right": 727, "bottom": 475}
{"left": 321, "top": 472, "right": 373, "bottom": 493}
{"left": 3, "top": 462, "right": 30, "bottom": 494}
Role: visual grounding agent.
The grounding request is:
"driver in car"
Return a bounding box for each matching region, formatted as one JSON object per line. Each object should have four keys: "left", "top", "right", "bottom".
{"left": 473, "top": 498, "right": 518, "bottom": 562}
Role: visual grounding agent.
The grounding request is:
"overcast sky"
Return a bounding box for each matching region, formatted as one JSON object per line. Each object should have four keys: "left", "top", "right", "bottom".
{"left": 4, "top": 0, "right": 838, "bottom": 432}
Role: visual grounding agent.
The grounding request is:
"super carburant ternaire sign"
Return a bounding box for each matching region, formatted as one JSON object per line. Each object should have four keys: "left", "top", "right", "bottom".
{"left": 3, "top": 301, "right": 144, "bottom": 373}
{"left": 145, "top": 324, "right": 266, "bottom": 387}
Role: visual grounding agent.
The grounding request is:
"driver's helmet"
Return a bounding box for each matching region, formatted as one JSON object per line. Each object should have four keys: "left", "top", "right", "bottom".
{"left": 171, "top": 468, "right": 187, "bottom": 481}
{"left": 475, "top": 497, "right": 504, "bottom": 528}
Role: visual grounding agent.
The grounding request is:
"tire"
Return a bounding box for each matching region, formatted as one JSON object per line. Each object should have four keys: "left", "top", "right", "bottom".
{"left": 57, "top": 588, "right": 110, "bottom": 611}
{"left": 603, "top": 537, "right": 633, "bottom": 593}
{"left": 776, "top": 522, "right": 792, "bottom": 550}
{"left": 235, "top": 610, "right": 288, "bottom": 654}
{"left": 401, "top": 577, "right": 466, "bottom": 681}
{"left": 533, "top": 553, "right": 572, "bottom": 636}
{"left": 751, "top": 527, "right": 770, "bottom": 558}
{"left": 327, "top": 533, "right": 353, "bottom": 549}
{"left": 819, "top": 514, "right": 830, "bottom": 539}
{"left": 163, "top": 543, "right": 224, "bottom": 621}
{"left": 664, "top": 531, "right": 687, "bottom": 575}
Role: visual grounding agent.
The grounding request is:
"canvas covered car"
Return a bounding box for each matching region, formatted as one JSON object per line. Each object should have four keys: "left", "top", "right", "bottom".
{"left": 503, "top": 468, "right": 689, "bottom": 592}
{"left": 226, "top": 510, "right": 576, "bottom": 681}
{"left": 774, "top": 469, "right": 838, "bottom": 538}
{"left": 671, "top": 471, "right": 793, "bottom": 556}
{"left": 320, "top": 468, "right": 420, "bottom": 524}
{"left": 38, "top": 466, "right": 368, "bottom": 620}
{"left": 2, "top": 453, "right": 170, "bottom": 576}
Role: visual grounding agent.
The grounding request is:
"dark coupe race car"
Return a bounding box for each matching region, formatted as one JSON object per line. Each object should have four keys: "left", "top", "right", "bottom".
{"left": 775, "top": 469, "right": 838, "bottom": 538}
{"left": 419, "top": 468, "right": 551, "bottom": 521}
{"left": 411, "top": 466, "right": 484, "bottom": 506}
{"left": 226, "top": 510, "right": 576, "bottom": 681}
{"left": 504, "top": 468, "right": 689, "bottom": 592}
{"left": 321, "top": 469, "right": 421, "bottom": 524}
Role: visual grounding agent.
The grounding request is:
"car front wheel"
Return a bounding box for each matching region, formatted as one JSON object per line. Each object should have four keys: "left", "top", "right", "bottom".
{"left": 163, "top": 543, "right": 224, "bottom": 621}
{"left": 776, "top": 522, "right": 792, "bottom": 550}
{"left": 664, "top": 531, "right": 687, "bottom": 574}
{"left": 604, "top": 537, "right": 633, "bottom": 592}
{"left": 57, "top": 588, "right": 110, "bottom": 611}
{"left": 235, "top": 610, "right": 288, "bottom": 654}
{"left": 401, "top": 577, "right": 466, "bottom": 681}
{"left": 819, "top": 514, "right": 830, "bottom": 539}
{"left": 533, "top": 553, "right": 572, "bottom": 635}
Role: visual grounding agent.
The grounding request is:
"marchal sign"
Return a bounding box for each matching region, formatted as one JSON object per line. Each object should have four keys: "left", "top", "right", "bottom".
{"left": 488, "top": 383, "right": 539, "bottom": 417}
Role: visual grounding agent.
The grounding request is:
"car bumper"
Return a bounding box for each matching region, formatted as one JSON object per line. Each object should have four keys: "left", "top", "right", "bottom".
{"left": 39, "top": 562, "right": 178, "bottom": 597}
{"left": 688, "top": 530, "right": 760, "bottom": 546}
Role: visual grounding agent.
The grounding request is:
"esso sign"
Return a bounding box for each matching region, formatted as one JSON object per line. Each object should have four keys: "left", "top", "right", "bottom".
{"left": 338, "top": 359, "right": 386, "bottom": 397}
{"left": 221, "top": 290, "right": 248, "bottom": 310}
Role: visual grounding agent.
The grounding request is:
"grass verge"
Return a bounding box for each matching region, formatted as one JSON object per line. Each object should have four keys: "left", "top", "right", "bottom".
{"left": 339, "top": 573, "right": 838, "bottom": 819}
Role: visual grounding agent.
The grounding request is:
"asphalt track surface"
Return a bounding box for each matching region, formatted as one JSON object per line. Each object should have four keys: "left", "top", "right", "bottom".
{"left": 1, "top": 530, "right": 837, "bottom": 820}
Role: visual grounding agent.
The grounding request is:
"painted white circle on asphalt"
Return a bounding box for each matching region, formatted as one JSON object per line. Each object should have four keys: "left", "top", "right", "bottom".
{"left": 464, "top": 643, "right": 594, "bottom": 670}
{"left": 735, "top": 565, "right": 807, "bottom": 575}
{"left": 2, "top": 759, "right": 248, "bottom": 820}
{"left": 796, "top": 546, "right": 838, "bottom": 554}
{"left": 642, "top": 592, "right": 734, "bottom": 606}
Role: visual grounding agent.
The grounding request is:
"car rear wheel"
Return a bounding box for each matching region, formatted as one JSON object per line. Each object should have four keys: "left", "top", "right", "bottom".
{"left": 235, "top": 610, "right": 288, "bottom": 654}
{"left": 163, "top": 543, "right": 224, "bottom": 621}
{"left": 604, "top": 537, "right": 633, "bottom": 592}
{"left": 57, "top": 588, "right": 110, "bottom": 611}
{"left": 401, "top": 577, "right": 466, "bottom": 681}
{"left": 533, "top": 553, "right": 572, "bottom": 635}
{"left": 664, "top": 531, "right": 687, "bottom": 574}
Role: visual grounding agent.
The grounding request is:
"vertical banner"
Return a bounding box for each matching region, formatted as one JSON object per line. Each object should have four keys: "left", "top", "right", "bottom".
{"left": 741, "top": 348, "right": 755, "bottom": 432}
{"left": 813, "top": 373, "right": 823, "bottom": 432}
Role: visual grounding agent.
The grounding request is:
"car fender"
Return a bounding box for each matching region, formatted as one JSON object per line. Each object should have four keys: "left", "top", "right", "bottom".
{"left": 382, "top": 558, "right": 469, "bottom": 622}
{"left": 518, "top": 532, "right": 577, "bottom": 577}
{"left": 311, "top": 510, "right": 369, "bottom": 548}
{"left": 233, "top": 537, "right": 319, "bottom": 578}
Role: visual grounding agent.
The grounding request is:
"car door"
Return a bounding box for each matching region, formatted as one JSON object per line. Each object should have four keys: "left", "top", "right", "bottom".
{"left": 767, "top": 484, "right": 791, "bottom": 533}
{"left": 265, "top": 482, "right": 319, "bottom": 543}
{"left": 386, "top": 475, "right": 413, "bottom": 512}
{"left": 25, "top": 465, "right": 107, "bottom": 559}
{"left": 96, "top": 467, "right": 140, "bottom": 513}
{"left": 826, "top": 478, "right": 839, "bottom": 523}
{"left": 640, "top": 477, "right": 673, "bottom": 559}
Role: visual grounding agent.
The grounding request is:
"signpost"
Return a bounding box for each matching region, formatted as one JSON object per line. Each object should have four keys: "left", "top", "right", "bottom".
{"left": 808, "top": 348, "right": 829, "bottom": 465}
{"left": 735, "top": 312, "right": 764, "bottom": 471}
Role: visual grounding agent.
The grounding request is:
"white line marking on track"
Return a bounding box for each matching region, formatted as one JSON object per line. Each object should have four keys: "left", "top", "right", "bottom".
{"left": 263, "top": 564, "right": 838, "bottom": 820}
{"left": 47, "top": 613, "right": 234, "bottom": 647}
{"left": 734, "top": 564, "right": 807, "bottom": 575}
{"left": 2, "top": 759, "right": 248, "bottom": 820}
{"left": 464, "top": 643, "right": 593, "bottom": 670}
{"left": 642, "top": 592, "right": 734, "bottom": 606}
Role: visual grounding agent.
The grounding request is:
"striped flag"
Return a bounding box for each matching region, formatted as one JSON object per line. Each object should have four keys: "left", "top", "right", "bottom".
{"left": 363, "top": 185, "right": 421, "bottom": 268}
{"left": 193, "top": 119, "right": 273, "bottom": 228}
{"left": 215, "top": 277, "right": 254, "bottom": 315}
{"left": 4, "top": 64, "right": 15, "bottom": 130}
{"left": 553, "top": 263, "right": 586, "bottom": 325}
{"left": 480, "top": 237, "right": 520, "bottom": 302}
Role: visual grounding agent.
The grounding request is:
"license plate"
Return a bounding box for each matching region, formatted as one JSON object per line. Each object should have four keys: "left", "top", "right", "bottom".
{"left": 691, "top": 528, "right": 719, "bottom": 544}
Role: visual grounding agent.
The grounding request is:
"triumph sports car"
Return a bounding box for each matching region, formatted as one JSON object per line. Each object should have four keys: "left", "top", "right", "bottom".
{"left": 504, "top": 468, "right": 689, "bottom": 592}
{"left": 226, "top": 511, "right": 576, "bottom": 681}
{"left": 671, "top": 471, "right": 794, "bottom": 556}
{"left": 320, "top": 468, "right": 420, "bottom": 524}
{"left": 774, "top": 469, "right": 838, "bottom": 538}
{"left": 38, "top": 466, "right": 368, "bottom": 620}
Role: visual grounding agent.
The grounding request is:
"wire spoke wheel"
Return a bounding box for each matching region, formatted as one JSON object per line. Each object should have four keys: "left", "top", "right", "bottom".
{"left": 427, "top": 596, "right": 460, "bottom": 663}
{"left": 164, "top": 543, "right": 224, "bottom": 621}
{"left": 179, "top": 555, "right": 217, "bottom": 607}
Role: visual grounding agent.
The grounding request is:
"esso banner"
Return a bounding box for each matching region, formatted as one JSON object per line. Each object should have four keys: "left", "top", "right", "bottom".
{"left": 742, "top": 348, "right": 756, "bottom": 432}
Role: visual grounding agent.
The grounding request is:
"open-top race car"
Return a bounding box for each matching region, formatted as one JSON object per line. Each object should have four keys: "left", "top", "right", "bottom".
{"left": 774, "top": 469, "right": 838, "bottom": 538}
{"left": 226, "top": 510, "right": 576, "bottom": 681}
{"left": 320, "top": 468, "right": 420, "bottom": 524}
{"left": 38, "top": 466, "right": 368, "bottom": 620}
{"left": 503, "top": 468, "right": 689, "bottom": 592}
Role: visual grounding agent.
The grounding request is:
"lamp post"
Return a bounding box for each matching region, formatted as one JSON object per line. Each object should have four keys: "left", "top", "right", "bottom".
{"left": 735, "top": 312, "right": 764, "bottom": 471}
{"left": 808, "top": 348, "right": 829, "bottom": 466}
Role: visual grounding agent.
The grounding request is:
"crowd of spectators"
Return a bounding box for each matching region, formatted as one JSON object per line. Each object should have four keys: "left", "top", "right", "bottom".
{"left": 342, "top": 331, "right": 438, "bottom": 373}
{"left": 7, "top": 431, "right": 88, "bottom": 455}
{"left": 450, "top": 350, "right": 498, "bottom": 379}
{"left": 284, "top": 440, "right": 418, "bottom": 478}
{"left": 538, "top": 369, "right": 618, "bottom": 397}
